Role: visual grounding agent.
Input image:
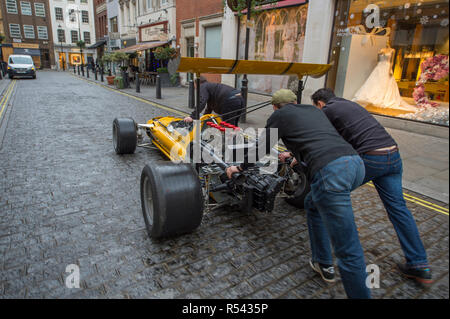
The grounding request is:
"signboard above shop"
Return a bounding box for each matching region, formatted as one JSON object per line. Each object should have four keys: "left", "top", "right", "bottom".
{"left": 139, "top": 21, "right": 169, "bottom": 43}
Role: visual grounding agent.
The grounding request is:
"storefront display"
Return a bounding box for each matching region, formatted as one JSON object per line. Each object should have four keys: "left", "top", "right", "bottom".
{"left": 327, "top": 0, "right": 449, "bottom": 126}
{"left": 237, "top": 1, "right": 308, "bottom": 93}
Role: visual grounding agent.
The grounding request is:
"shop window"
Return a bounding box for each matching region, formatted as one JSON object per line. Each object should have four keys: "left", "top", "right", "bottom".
{"left": 84, "top": 32, "right": 91, "bottom": 44}
{"left": 6, "top": 0, "right": 18, "bottom": 14}
{"left": 327, "top": 0, "right": 449, "bottom": 126}
{"left": 205, "top": 25, "right": 222, "bottom": 58}
{"left": 237, "top": 4, "right": 309, "bottom": 94}
{"left": 82, "top": 10, "right": 89, "bottom": 23}
{"left": 71, "top": 31, "right": 79, "bottom": 43}
{"left": 55, "top": 7, "right": 63, "bottom": 21}
{"left": 23, "top": 25, "right": 35, "bottom": 39}
{"left": 9, "top": 24, "right": 21, "bottom": 38}
{"left": 37, "top": 26, "right": 48, "bottom": 39}
{"left": 20, "top": 1, "right": 32, "bottom": 15}
{"left": 34, "top": 3, "right": 45, "bottom": 17}
{"left": 58, "top": 29, "right": 65, "bottom": 43}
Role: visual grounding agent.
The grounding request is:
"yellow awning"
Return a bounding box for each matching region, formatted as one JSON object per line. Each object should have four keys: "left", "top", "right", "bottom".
{"left": 177, "top": 57, "right": 331, "bottom": 79}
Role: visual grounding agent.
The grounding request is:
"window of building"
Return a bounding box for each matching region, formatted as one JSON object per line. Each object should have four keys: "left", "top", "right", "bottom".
{"left": 58, "top": 29, "right": 65, "bottom": 43}
{"left": 110, "top": 16, "right": 118, "bottom": 33}
{"left": 71, "top": 30, "right": 79, "bottom": 43}
{"left": 146, "top": 0, "right": 153, "bottom": 11}
{"left": 6, "top": 0, "right": 18, "bottom": 14}
{"left": 20, "top": 1, "right": 32, "bottom": 15}
{"left": 205, "top": 25, "right": 222, "bottom": 58}
{"left": 161, "top": 0, "right": 168, "bottom": 5}
{"left": 34, "top": 3, "right": 45, "bottom": 17}
{"left": 82, "top": 10, "right": 89, "bottom": 23}
{"left": 55, "top": 7, "right": 63, "bottom": 21}
{"left": 9, "top": 24, "right": 21, "bottom": 38}
{"left": 327, "top": 0, "right": 449, "bottom": 126}
{"left": 84, "top": 32, "right": 91, "bottom": 44}
{"left": 81, "top": 0, "right": 88, "bottom": 3}
{"left": 37, "top": 26, "right": 48, "bottom": 39}
{"left": 23, "top": 25, "right": 35, "bottom": 38}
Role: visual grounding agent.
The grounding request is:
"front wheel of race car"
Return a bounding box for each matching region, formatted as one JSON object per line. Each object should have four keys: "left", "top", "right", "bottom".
{"left": 140, "top": 162, "right": 204, "bottom": 239}
{"left": 113, "top": 118, "right": 137, "bottom": 154}
{"left": 285, "top": 168, "right": 311, "bottom": 209}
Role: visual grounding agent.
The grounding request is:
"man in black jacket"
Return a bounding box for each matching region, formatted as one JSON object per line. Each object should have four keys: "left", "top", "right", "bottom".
{"left": 183, "top": 76, "right": 244, "bottom": 125}
{"left": 311, "top": 88, "right": 432, "bottom": 285}
{"left": 226, "top": 89, "right": 371, "bottom": 299}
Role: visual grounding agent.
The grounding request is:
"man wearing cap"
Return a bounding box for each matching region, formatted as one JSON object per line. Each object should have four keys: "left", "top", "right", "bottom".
{"left": 311, "top": 88, "right": 433, "bottom": 285}
{"left": 184, "top": 76, "right": 244, "bottom": 126}
{"left": 226, "top": 89, "right": 371, "bottom": 299}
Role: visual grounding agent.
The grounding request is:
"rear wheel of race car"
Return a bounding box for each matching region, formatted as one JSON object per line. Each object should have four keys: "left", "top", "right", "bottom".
{"left": 113, "top": 118, "right": 137, "bottom": 154}
{"left": 285, "top": 168, "right": 311, "bottom": 209}
{"left": 140, "top": 162, "right": 204, "bottom": 239}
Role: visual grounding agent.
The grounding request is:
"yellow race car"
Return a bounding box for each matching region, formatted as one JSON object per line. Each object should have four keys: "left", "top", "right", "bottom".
{"left": 112, "top": 57, "right": 331, "bottom": 239}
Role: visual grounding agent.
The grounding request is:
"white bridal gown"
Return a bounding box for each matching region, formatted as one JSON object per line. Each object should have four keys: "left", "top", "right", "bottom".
{"left": 353, "top": 48, "right": 416, "bottom": 112}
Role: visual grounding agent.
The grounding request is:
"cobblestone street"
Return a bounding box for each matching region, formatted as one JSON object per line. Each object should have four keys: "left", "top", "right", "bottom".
{"left": 0, "top": 71, "right": 448, "bottom": 299}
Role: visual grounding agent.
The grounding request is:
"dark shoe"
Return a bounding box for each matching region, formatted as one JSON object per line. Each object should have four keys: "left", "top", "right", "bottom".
{"left": 310, "top": 259, "right": 336, "bottom": 283}
{"left": 397, "top": 263, "right": 434, "bottom": 284}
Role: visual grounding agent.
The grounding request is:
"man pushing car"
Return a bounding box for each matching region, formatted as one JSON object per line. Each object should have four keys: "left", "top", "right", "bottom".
{"left": 226, "top": 89, "right": 371, "bottom": 299}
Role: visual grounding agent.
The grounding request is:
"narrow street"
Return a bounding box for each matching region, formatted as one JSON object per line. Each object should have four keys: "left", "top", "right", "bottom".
{"left": 0, "top": 71, "right": 448, "bottom": 299}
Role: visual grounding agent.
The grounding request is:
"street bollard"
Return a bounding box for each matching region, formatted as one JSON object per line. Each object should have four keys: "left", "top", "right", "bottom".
{"left": 81, "top": 65, "right": 85, "bottom": 77}
{"left": 101, "top": 68, "right": 104, "bottom": 82}
{"left": 0, "top": 69, "right": 2, "bottom": 80}
{"left": 87, "top": 67, "right": 89, "bottom": 78}
{"left": 136, "top": 74, "right": 140, "bottom": 93}
{"left": 94, "top": 68, "right": 98, "bottom": 81}
{"left": 156, "top": 75, "right": 162, "bottom": 99}
{"left": 188, "top": 80, "right": 195, "bottom": 109}
{"left": 74, "top": 65, "right": 76, "bottom": 74}
{"left": 77, "top": 65, "right": 80, "bottom": 75}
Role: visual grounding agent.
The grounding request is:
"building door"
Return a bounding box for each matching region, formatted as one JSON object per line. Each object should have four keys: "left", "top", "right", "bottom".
{"left": 40, "top": 49, "right": 51, "bottom": 68}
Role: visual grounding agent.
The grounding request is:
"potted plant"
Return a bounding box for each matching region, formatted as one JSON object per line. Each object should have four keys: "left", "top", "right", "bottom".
{"left": 112, "top": 51, "right": 130, "bottom": 88}
{"left": 155, "top": 47, "right": 179, "bottom": 87}
{"left": 102, "top": 53, "right": 115, "bottom": 84}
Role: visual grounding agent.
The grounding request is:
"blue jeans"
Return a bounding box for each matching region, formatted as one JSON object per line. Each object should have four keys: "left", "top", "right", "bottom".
{"left": 361, "top": 150, "right": 428, "bottom": 267}
{"left": 305, "top": 155, "right": 370, "bottom": 299}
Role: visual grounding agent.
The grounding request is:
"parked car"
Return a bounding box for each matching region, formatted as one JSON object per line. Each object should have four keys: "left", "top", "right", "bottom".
{"left": 7, "top": 54, "right": 36, "bottom": 79}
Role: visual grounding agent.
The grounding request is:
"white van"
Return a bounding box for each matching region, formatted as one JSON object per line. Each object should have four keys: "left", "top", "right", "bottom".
{"left": 7, "top": 54, "right": 36, "bottom": 79}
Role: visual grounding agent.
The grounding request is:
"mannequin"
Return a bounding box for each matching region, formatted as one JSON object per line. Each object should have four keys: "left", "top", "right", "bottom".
{"left": 353, "top": 39, "right": 416, "bottom": 112}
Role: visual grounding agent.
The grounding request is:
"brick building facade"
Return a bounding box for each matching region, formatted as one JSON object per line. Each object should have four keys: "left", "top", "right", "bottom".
{"left": 176, "top": 0, "right": 225, "bottom": 83}
{"left": 0, "top": 0, "right": 55, "bottom": 68}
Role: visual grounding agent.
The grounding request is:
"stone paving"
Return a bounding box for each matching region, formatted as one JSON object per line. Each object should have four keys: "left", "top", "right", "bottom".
{"left": 0, "top": 71, "right": 448, "bottom": 299}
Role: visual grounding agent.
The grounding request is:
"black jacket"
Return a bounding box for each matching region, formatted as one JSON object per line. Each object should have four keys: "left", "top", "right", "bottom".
{"left": 242, "top": 103, "right": 357, "bottom": 180}
{"left": 191, "top": 82, "right": 242, "bottom": 118}
{"left": 322, "top": 97, "right": 397, "bottom": 154}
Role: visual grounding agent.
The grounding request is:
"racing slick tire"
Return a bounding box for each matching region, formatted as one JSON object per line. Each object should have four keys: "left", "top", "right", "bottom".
{"left": 284, "top": 168, "right": 310, "bottom": 209}
{"left": 140, "top": 162, "right": 204, "bottom": 239}
{"left": 113, "top": 118, "right": 137, "bottom": 154}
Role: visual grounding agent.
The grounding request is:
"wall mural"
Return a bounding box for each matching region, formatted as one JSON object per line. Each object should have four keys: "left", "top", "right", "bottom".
{"left": 238, "top": 4, "right": 308, "bottom": 94}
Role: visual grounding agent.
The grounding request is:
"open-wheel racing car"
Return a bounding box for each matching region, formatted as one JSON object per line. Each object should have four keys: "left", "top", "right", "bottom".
{"left": 112, "top": 57, "right": 331, "bottom": 239}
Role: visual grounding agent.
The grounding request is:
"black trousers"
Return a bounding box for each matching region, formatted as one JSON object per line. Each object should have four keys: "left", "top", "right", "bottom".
{"left": 220, "top": 96, "right": 244, "bottom": 126}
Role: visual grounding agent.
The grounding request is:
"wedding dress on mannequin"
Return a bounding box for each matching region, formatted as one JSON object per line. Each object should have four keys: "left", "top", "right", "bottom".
{"left": 353, "top": 46, "right": 416, "bottom": 112}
